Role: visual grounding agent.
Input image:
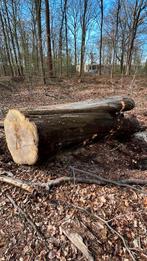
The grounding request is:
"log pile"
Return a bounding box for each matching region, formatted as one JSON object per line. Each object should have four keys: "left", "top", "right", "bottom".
{"left": 3, "top": 96, "right": 139, "bottom": 165}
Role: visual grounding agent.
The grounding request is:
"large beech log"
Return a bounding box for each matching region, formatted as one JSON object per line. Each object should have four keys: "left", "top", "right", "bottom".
{"left": 4, "top": 96, "right": 135, "bottom": 165}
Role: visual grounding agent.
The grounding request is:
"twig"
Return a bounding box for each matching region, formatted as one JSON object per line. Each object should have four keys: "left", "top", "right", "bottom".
{"left": 106, "top": 210, "right": 144, "bottom": 223}
{"left": 70, "top": 167, "right": 147, "bottom": 194}
{"left": 0, "top": 173, "right": 102, "bottom": 192}
{"left": 0, "top": 174, "right": 34, "bottom": 193}
{"left": 1, "top": 169, "right": 147, "bottom": 195}
{"left": 6, "top": 193, "right": 45, "bottom": 240}
{"left": 54, "top": 200, "right": 137, "bottom": 261}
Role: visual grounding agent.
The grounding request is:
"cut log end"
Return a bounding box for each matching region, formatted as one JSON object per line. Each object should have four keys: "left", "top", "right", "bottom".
{"left": 4, "top": 109, "right": 38, "bottom": 165}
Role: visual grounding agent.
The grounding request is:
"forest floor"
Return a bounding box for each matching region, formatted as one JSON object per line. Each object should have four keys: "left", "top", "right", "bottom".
{"left": 0, "top": 75, "right": 147, "bottom": 261}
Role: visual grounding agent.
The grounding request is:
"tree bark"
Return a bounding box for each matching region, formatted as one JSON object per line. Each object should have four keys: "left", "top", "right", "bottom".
{"left": 35, "top": 0, "right": 46, "bottom": 84}
{"left": 58, "top": 0, "right": 68, "bottom": 77}
{"left": 4, "top": 0, "right": 22, "bottom": 76}
{"left": 11, "top": 0, "right": 24, "bottom": 76}
{"left": 80, "top": 0, "right": 88, "bottom": 78}
{"left": 45, "top": 0, "right": 53, "bottom": 77}
{"left": 125, "top": 0, "right": 146, "bottom": 75}
{"left": 0, "top": 11, "right": 14, "bottom": 76}
{"left": 3, "top": 96, "right": 135, "bottom": 165}
{"left": 65, "top": 6, "right": 69, "bottom": 76}
{"left": 99, "top": 0, "right": 103, "bottom": 75}
{"left": 111, "top": 0, "right": 121, "bottom": 77}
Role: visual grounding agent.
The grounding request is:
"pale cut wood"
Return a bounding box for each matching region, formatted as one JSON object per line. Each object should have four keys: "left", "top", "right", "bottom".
{"left": 0, "top": 174, "right": 34, "bottom": 193}
{"left": 61, "top": 228, "right": 94, "bottom": 261}
{"left": 4, "top": 109, "right": 38, "bottom": 165}
{"left": 3, "top": 96, "right": 135, "bottom": 165}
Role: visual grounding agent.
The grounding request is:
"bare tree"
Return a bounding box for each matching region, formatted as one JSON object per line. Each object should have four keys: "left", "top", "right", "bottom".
{"left": 80, "top": 0, "right": 88, "bottom": 77}
{"left": 111, "top": 0, "right": 121, "bottom": 76}
{"left": 45, "top": 0, "right": 53, "bottom": 77}
{"left": 11, "top": 0, "right": 23, "bottom": 75}
{"left": 30, "top": 1, "right": 39, "bottom": 73}
{"left": 0, "top": 10, "right": 14, "bottom": 76}
{"left": 99, "top": 0, "right": 103, "bottom": 75}
{"left": 3, "top": 0, "right": 22, "bottom": 76}
{"left": 65, "top": 4, "right": 69, "bottom": 75}
{"left": 125, "top": 0, "right": 146, "bottom": 75}
{"left": 35, "top": 0, "right": 46, "bottom": 84}
{"left": 68, "top": 0, "right": 80, "bottom": 69}
{"left": 58, "top": 0, "right": 68, "bottom": 77}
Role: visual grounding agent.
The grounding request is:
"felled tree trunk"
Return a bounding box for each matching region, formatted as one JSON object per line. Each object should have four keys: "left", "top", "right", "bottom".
{"left": 4, "top": 96, "right": 136, "bottom": 165}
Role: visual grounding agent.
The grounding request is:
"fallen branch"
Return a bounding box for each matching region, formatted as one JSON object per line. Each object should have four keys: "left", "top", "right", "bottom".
{"left": 70, "top": 167, "right": 147, "bottom": 187}
{"left": 1, "top": 170, "right": 147, "bottom": 194}
{"left": 0, "top": 174, "right": 103, "bottom": 192}
{"left": 6, "top": 193, "right": 45, "bottom": 240}
{"left": 52, "top": 200, "right": 137, "bottom": 261}
{"left": 0, "top": 174, "right": 34, "bottom": 193}
{"left": 75, "top": 205, "right": 137, "bottom": 261}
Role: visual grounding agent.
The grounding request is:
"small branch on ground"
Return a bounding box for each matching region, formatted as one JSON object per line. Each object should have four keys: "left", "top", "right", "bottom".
{"left": 52, "top": 200, "right": 137, "bottom": 261}
{"left": 6, "top": 193, "right": 46, "bottom": 240}
{"left": 0, "top": 173, "right": 34, "bottom": 193}
{"left": 0, "top": 169, "right": 147, "bottom": 194}
{"left": 0, "top": 173, "right": 103, "bottom": 192}
{"left": 70, "top": 167, "right": 147, "bottom": 193}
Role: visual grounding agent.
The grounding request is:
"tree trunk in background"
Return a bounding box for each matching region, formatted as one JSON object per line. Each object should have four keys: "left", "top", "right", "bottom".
{"left": 111, "top": 0, "right": 121, "bottom": 77}
{"left": 80, "top": 0, "right": 88, "bottom": 78}
{"left": 52, "top": 38, "right": 56, "bottom": 75}
{"left": 11, "top": 0, "right": 23, "bottom": 76}
{"left": 65, "top": 7, "right": 69, "bottom": 76}
{"left": 19, "top": 23, "right": 30, "bottom": 76}
{"left": 4, "top": 0, "right": 22, "bottom": 76}
{"left": 125, "top": 0, "right": 146, "bottom": 75}
{"left": 99, "top": 0, "right": 103, "bottom": 75}
{"left": 59, "top": 26, "right": 63, "bottom": 77}
{"left": 0, "top": 11, "right": 14, "bottom": 76}
{"left": 31, "top": 1, "right": 39, "bottom": 74}
{"left": 35, "top": 0, "right": 46, "bottom": 84}
{"left": 58, "top": 0, "right": 68, "bottom": 77}
{"left": 0, "top": 51, "right": 7, "bottom": 75}
{"left": 74, "top": 30, "right": 77, "bottom": 70}
{"left": 45, "top": 0, "right": 53, "bottom": 77}
{"left": 120, "top": 36, "right": 125, "bottom": 74}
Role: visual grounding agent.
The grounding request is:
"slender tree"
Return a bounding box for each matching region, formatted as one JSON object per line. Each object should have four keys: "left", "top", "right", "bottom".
{"left": 4, "top": 0, "right": 22, "bottom": 76}
{"left": 58, "top": 0, "right": 68, "bottom": 77}
{"left": 35, "top": 0, "right": 46, "bottom": 84}
{"left": 80, "top": 0, "right": 88, "bottom": 77}
{"left": 11, "top": 0, "right": 23, "bottom": 75}
{"left": 65, "top": 4, "right": 69, "bottom": 75}
{"left": 99, "top": 0, "right": 103, "bottom": 75}
{"left": 111, "top": 0, "right": 121, "bottom": 76}
{"left": 45, "top": 0, "right": 53, "bottom": 77}
{"left": 125, "top": 0, "right": 146, "bottom": 75}
{"left": 0, "top": 10, "right": 14, "bottom": 76}
{"left": 68, "top": 0, "right": 80, "bottom": 69}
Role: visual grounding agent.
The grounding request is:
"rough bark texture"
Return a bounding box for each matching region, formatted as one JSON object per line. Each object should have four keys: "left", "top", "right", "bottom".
{"left": 35, "top": 0, "right": 46, "bottom": 84}
{"left": 99, "top": 0, "right": 103, "bottom": 75}
{"left": 4, "top": 96, "right": 135, "bottom": 165}
{"left": 45, "top": 0, "right": 53, "bottom": 77}
{"left": 80, "top": 0, "right": 88, "bottom": 77}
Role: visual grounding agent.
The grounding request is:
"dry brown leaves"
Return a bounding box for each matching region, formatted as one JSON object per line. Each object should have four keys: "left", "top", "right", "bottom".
{"left": 0, "top": 75, "right": 147, "bottom": 260}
